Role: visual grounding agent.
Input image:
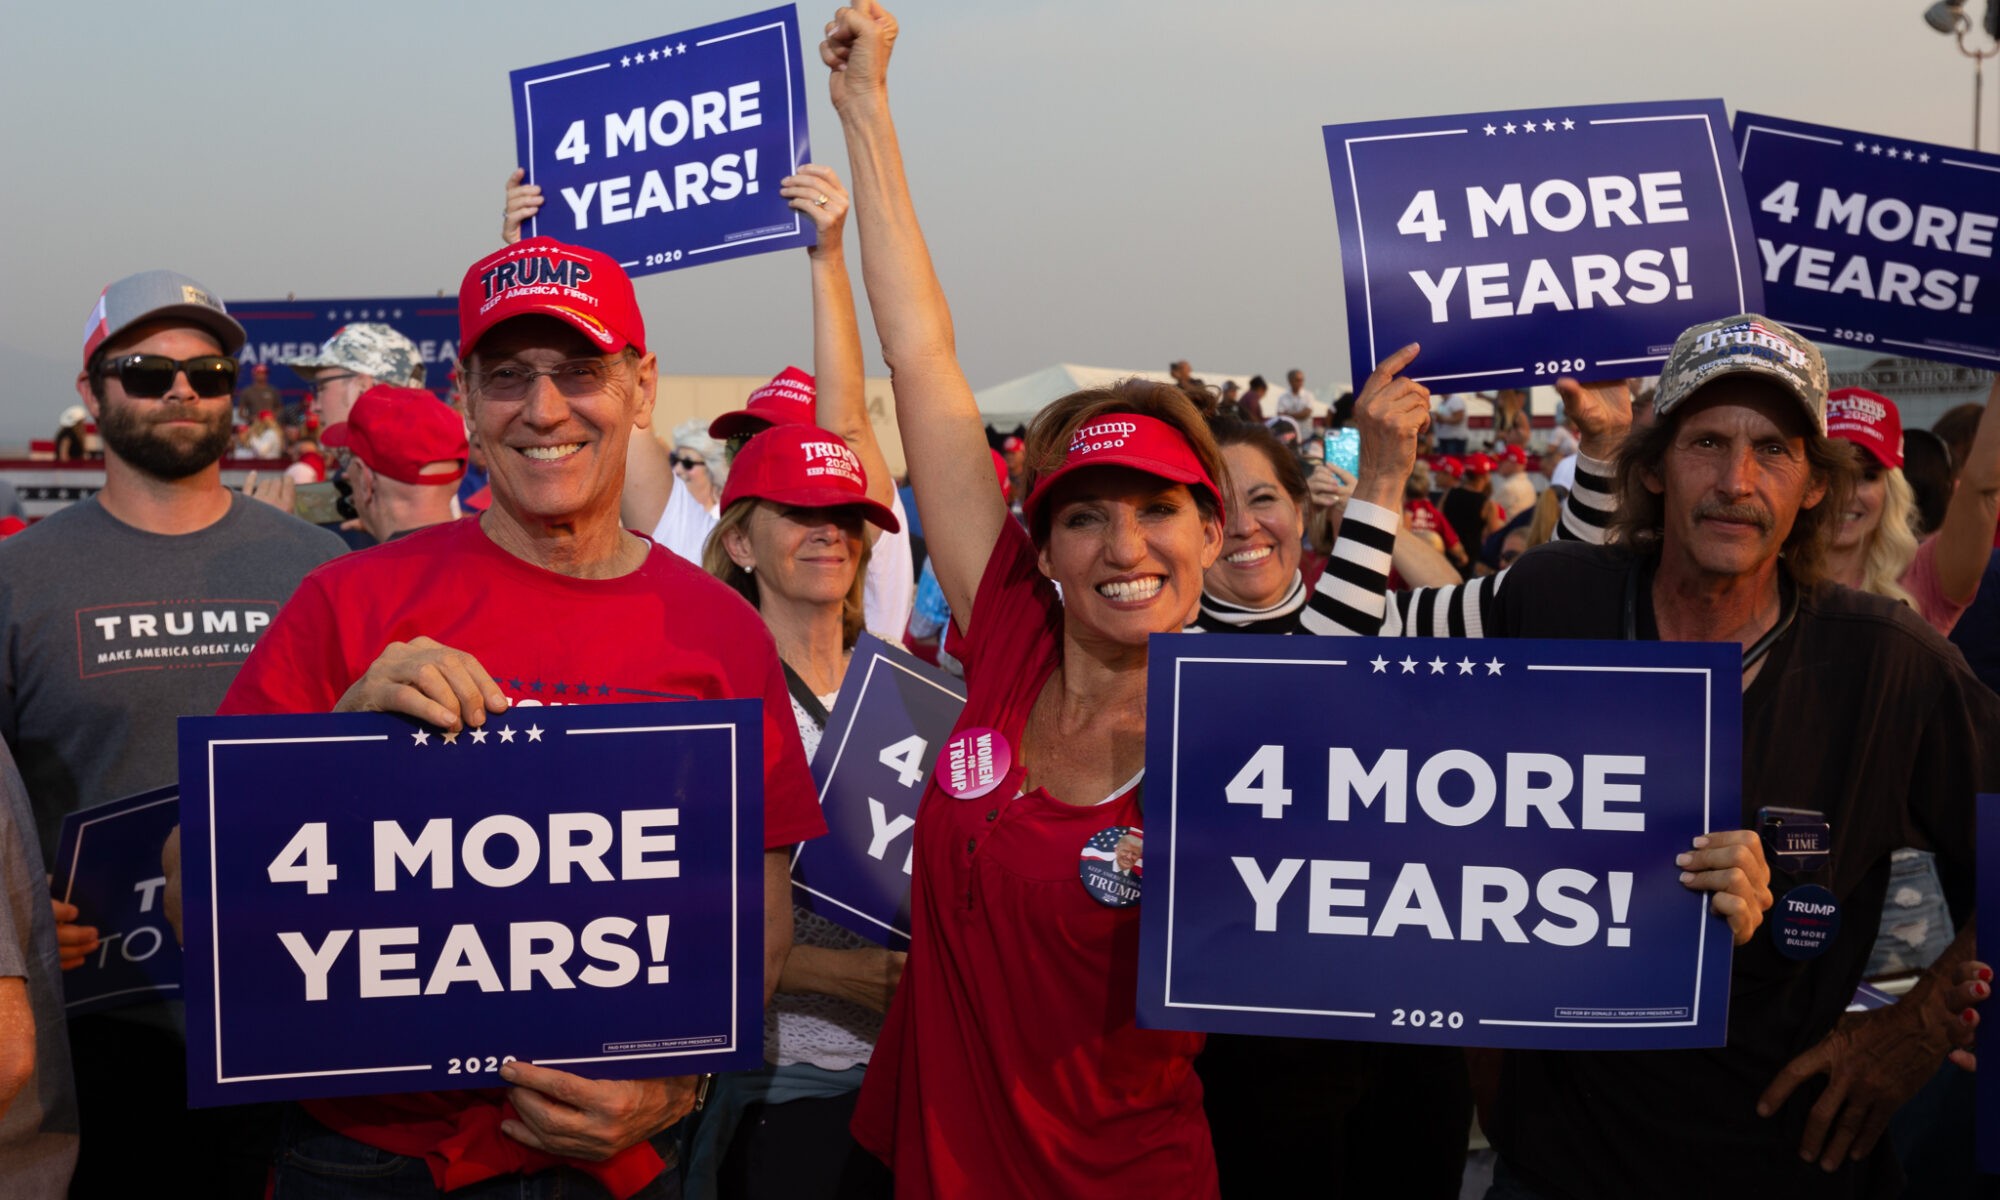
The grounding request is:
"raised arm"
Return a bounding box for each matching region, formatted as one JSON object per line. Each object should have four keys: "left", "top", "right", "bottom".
{"left": 825, "top": 2, "right": 1005, "bottom": 625}
{"left": 1931, "top": 379, "right": 2000, "bottom": 604}
{"left": 784, "top": 165, "right": 896, "bottom": 519}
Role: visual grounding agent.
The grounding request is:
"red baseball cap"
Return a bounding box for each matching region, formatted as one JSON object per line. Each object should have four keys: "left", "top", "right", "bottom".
{"left": 719, "top": 423, "right": 900, "bottom": 532}
{"left": 322, "top": 385, "right": 469, "bottom": 486}
{"left": 458, "top": 237, "right": 645, "bottom": 358}
{"left": 1431, "top": 455, "right": 1464, "bottom": 480}
{"left": 1825, "top": 388, "right": 1904, "bottom": 470}
{"left": 1021, "top": 412, "right": 1223, "bottom": 526}
{"left": 1464, "top": 452, "right": 1497, "bottom": 476}
{"left": 1496, "top": 444, "right": 1528, "bottom": 466}
{"left": 710, "top": 367, "right": 815, "bottom": 439}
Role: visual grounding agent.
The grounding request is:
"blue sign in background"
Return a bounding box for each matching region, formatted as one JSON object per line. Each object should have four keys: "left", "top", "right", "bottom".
{"left": 1324, "top": 99, "right": 1763, "bottom": 393}
{"left": 1735, "top": 112, "right": 2000, "bottom": 371}
{"left": 795, "top": 634, "right": 966, "bottom": 949}
{"left": 232, "top": 296, "right": 460, "bottom": 409}
{"left": 1978, "top": 793, "right": 2000, "bottom": 1174}
{"left": 1140, "top": 634, "right": 1739, "bottom": 1050}
{"left": 179, "top": 703, "right": 764, "bottom": 1107}
{"left": 52, "top": 786, "right": 183, "bottom": 1017}
{"left": 510, "top": 6, "right": 814, "bottom": 277}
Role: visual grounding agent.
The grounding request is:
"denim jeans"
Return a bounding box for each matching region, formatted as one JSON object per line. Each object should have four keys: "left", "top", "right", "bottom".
{"left": 1864, "top": 848, "right": 1955, "bottom": 977}
{"left": 272, "top": 1105, "right": 683, "bottom": 1199}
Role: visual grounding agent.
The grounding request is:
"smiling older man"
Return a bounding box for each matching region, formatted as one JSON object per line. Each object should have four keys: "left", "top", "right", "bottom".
{"left": 220, "top": 237, "right": 826, "bottom": 1198}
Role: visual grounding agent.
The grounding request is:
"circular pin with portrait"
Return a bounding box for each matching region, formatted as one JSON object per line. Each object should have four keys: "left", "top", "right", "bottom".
{"left": 1079, "top": 826, "right": 1144, "bottom": 908}
{"left": 937, "top": 727, "right": 1011, "bottom": 800}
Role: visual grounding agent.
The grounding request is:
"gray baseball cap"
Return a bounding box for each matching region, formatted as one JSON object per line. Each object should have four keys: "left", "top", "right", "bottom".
{"left": 284, "top": 323, "right": 426, "bottom": 387}
{"left": 81, "top": 269, "right": 246, "bottom": 367}
{"left": 1653, "top": 314, "right": 1828, "bottom": 435}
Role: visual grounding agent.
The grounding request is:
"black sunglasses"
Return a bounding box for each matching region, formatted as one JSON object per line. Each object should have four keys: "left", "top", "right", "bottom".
{"left": 671, "top": 454, "right": 708, "bottom": 471}
{"left": 96, "top": 354, "right": 238, "bottom": 399}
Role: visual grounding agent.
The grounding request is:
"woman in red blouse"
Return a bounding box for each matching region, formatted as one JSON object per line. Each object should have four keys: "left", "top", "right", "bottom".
{"left": 823, "top": 5, "right": 1236, "bottom": 1194}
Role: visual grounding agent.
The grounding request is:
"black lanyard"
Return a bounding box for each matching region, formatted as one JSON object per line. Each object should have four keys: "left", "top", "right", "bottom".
{"left": 1623, "top": 560, "right": 1798, "bottom": 672}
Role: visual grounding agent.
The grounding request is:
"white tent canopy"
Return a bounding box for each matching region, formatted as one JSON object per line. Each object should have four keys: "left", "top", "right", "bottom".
{"left": 974, "top": 363, "right": 1337, "bottom": 428}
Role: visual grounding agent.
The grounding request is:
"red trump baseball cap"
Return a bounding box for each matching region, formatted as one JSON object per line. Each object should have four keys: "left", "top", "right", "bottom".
{"left": 458, "top": 237, "right": 645, "bottom": 358}
{"left": 710, "top": 366, "right": 816, "bottom": 439}
{"left": 719, "top": 423, "right": 899, "bottom": 532}
{"left": 322, "top": 385, "right": 469, "bottom": 486}
{"left": 1021, "top": 413, "right": 1223, "bottom": 526}
{"left": 1825, "top": 388, "right": 1904, "bottom": 470}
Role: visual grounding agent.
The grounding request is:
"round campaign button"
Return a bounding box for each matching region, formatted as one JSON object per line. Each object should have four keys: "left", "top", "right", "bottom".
{"left": 1079, "top": 826, "right": 1144, "bottom": 908}
{"left": 1771, "top": 884, "right": 1841, "bottom": 961}
{"left": 937, "top": 727, "right": 1011, "bottom": 800}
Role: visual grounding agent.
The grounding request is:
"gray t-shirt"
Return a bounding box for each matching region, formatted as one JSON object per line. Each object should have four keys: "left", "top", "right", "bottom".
{"left": 0, "top": 739, "right": 77, "bottom": 1198}
{"left": 0, "top": 494, "right": 343, "bottom": 860}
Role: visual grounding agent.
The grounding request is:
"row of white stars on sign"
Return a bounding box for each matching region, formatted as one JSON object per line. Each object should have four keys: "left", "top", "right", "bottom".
{"left": 411, "top": 724, "right": 543, "bottom": 746}
{"left": 1370, "top": 655, "right": 1506, "bottom": 676}
{"left": 328, "top": 309, "right": 403, "bottom": 320}
{"left": 621, "top": 44, "right": 688, "bottom": 65}
{"left": 1855, "top": 142, "right": 1931, "bottom": 163}
{"left": 1483, "top": 118, "right": 1576, "bottom": 136}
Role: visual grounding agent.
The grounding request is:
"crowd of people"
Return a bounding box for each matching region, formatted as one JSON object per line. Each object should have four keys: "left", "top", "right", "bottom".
{"left": 2, "top": 3, "right": 1998, "bottom": 1198}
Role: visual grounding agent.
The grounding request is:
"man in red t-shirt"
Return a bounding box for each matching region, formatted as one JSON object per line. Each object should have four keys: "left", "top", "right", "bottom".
{"left": 215, "top": 237, "right": 826, "bottom": 1197}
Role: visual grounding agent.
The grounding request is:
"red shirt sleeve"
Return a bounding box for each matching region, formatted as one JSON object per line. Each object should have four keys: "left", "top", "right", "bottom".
{"left": 959, "top": 517, "right": 1063, "bottom": 685}
{"left": 751, "top": 642, "right": 828, "bottom": 850}
{"left": 218, "top": 570, "right": 355, "bottom": 716}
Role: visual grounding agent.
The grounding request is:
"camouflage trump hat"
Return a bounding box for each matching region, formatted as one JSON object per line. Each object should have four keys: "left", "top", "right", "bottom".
{"left": 284, "top": 322, "right": 426, "bottom": 387}
{"left": 1653, "top": 314, "right": 1828, "bottom": 435}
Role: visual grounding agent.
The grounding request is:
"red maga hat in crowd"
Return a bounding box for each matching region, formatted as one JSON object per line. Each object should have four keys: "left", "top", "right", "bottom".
{"left": 1021, "top": 413, "right": 1223, "bottom": 525}
{"left": 719, "top": 423, "right": 900, "bottom": 531}
{"left": 1464, "top": 452, "right": 1497, "bottom": 476}
{"left": 322, "top": 385, "right": 469, "bottom": 486}
{"left": 1496, "top": 444, "right": 1529, "bottom": 466}
{"left": 1825, "top": 388, "right": 1904, "bottom": 471}
{"left": 458, "top": 237, "right": 645, "bottom": 358}
{"left": 710, "top": 367, "right": 816, "bottom": 440}
{"left": 1431, "top": 455, "right": 1465, "bottom": 480}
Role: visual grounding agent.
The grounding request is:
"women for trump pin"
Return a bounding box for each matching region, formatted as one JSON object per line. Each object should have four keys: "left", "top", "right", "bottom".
{"left": 937, "top": 727, "right": 1010, "bottom": 800}
{"left": 1080, "top": 826, "right": 1144, "bottom": 908}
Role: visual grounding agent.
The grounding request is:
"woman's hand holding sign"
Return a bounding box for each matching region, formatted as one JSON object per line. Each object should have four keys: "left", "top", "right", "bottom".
{"left": 335, "top": 637, "right": 511, "bottom": 732}
{"left": 1674, "top": 829, "right": 1773, "bottom": 946}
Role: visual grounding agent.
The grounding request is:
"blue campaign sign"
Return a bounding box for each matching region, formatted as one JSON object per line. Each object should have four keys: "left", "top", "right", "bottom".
{"left": 178, "top": 702, "right": 765, "bottom": 1108}
{"left": 1734, "top": 112, "right": 2000, "bottom": 371}
{"left": 1978, "top": 794, "right": 2000, "bottom": 1174}
{"left": 1323, "top": 100, "right": 1762, "bottom": 392}
{"left": 510, "top": 6, "right": 814, "bottom": 277}
{"left": 794, "top": 634, "right": 966, "bottom": 949}
{"left": 1140, "top": 634, "right": 1740, "bottom": 1051}
{"left": 51, "top": 786, "right": 182, "bottom": 1016}
{"left": 232, "top": 296, "right": 461, "bottom": 403}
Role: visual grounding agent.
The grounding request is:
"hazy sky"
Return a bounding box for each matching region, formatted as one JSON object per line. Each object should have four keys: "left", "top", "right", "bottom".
{"left": 2, "top": 0, "right": 1991, "bottom": 444}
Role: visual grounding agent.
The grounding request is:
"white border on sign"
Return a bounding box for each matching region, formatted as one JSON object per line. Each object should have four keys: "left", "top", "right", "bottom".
{"left": 518, "top": 21, "right": 806, "bottom": 264}
{"left": 1158, "top": 655, "right": 1718, "bottom": 1031}
{"left": 1736, "top": 120, "right": 2000, "bottom": 363}
{"left": 1345, "top": 109, "right": 1750, "bottom": 385}
{"left": 204, "top": 721, "right": 745, "bottom": 1085}
{"left": 62, "top": 792, "right": 183, "bottom": 1007}
{"left": 790, "top": 649, "right": 966, "bottom": 942}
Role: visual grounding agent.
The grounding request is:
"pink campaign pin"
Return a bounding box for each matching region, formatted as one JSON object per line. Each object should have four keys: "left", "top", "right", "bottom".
{"left": 937, "top": 727, "right": 1011, "bottom": 800}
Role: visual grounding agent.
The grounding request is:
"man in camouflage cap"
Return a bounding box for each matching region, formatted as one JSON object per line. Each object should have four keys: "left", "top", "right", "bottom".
{"left": 1320, "top": 314, "right": 1998, "bottom": 1196}
{"left": 283, "top": 322, "right": 426, "bottom": 430}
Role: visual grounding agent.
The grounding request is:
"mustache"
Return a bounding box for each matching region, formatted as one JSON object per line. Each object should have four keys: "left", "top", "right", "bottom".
{"left": 1693, "top": 501, "right": 1773, "bottom": 532}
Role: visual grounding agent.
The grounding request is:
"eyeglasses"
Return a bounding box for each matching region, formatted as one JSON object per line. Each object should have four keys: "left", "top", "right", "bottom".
{"left": 96, "top": 354, "right": 237, "bottom": 399}
{"left": 467, "top": 358, "right": 622, "bottom": 402}
{"left": 671, "top": 455, "right": 708, "bottom": 472}
{"left": 308, "top": 371, "right": 360, "bottom": 395}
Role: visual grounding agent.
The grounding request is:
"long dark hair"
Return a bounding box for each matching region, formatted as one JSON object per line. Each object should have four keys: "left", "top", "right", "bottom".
{"left": 1607, "top": 411, "right": 1858, "bottom": 590}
